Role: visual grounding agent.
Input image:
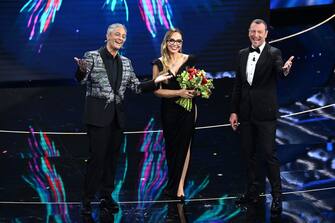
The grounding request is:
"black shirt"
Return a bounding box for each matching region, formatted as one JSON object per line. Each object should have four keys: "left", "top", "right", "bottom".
{"left": 102, "top": 47, "right": 119, "bottom": 90}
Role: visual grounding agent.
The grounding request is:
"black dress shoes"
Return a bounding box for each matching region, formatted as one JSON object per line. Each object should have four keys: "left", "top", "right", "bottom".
{"left": 271, "top": 196, "right": 282, "bottom": 215}
{"left": 100, "top": 198, "right": 119, "bottom": 213}
{"left": 81, "top": 199, "right": 92, "bottom": 216}
{"left": 235, "top": 194, "right": 259, "bottom": 206}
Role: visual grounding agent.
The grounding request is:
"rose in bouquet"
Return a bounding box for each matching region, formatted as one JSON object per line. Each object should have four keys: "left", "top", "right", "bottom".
{"left": 175, "top": 67, "right": 214, "bottom": 111}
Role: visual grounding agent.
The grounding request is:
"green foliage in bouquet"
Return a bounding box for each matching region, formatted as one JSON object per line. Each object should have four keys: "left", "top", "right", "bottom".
{"left": 176, "top": 67, "right": 214, "bottom": 111}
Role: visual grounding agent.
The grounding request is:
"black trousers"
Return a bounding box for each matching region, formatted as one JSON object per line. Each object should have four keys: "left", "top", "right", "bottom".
{"left": 83, "top": 119, "right": 123, "bottom": 201}
{"left": 240, "top": 119, "right": 282, "bottom": 197}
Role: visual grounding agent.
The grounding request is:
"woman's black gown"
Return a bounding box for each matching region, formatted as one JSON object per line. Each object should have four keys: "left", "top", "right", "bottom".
{"left": 152, "top": 55, "right": 196, "bottom": 196}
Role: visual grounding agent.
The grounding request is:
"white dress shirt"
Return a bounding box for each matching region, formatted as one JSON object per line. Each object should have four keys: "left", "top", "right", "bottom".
{"left": 246, "top": 42, "right": 266, "bottom": 85}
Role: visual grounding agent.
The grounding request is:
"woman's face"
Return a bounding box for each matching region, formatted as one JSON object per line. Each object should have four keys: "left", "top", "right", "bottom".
{"left": 166, "top": 32, "right": 183, "bottom": 54}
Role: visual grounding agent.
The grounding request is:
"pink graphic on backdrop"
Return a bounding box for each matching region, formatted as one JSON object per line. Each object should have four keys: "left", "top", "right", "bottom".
{"left": 139, "top": 0, "right": 174, "bottom": 38}
{"left": 20, "top": 0, "right": 63, "bottom": 40}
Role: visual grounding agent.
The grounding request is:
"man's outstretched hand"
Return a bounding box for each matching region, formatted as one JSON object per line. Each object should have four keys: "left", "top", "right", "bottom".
{"left": 154, "top": 72, "right": 173, "bottom": 83}
{"left": 283, "top": 56, "right": 294, "bottom": 76}
{"left": 74, "top": 57, "right": 87, "bottom": 73}
{"left": 229, "top": 113, "right": 239, "bottom": 131}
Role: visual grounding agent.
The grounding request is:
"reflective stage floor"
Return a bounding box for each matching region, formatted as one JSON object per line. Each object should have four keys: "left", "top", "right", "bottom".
{"left": 1, "top": 133, "right": 334, "bottom": 223}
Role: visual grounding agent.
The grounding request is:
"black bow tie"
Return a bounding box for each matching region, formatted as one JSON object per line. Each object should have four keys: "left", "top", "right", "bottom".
{"left": 249, "top": 47, "right": 260, "bottom": 54}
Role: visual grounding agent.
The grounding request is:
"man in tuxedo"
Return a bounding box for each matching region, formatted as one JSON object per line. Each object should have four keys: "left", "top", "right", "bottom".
{"left": 229, "top": 19, "right": 293, "bottom": 215}
{"left": 74, "top": 23, "right": 171, "bottom": 217}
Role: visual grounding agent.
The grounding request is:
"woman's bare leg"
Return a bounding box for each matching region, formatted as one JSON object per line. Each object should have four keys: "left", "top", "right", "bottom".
{"left": 177, "top": 106, "right": 197, "bottom": 197}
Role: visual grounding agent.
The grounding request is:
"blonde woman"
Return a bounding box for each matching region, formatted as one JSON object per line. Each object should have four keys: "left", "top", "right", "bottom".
{"left": 152, "top": 29, "right": 196, "bottom": 201}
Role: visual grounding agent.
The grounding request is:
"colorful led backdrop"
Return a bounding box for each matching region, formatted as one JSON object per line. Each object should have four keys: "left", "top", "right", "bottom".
{"left": 0, "top": 0, "right": 268, "bottom": 81}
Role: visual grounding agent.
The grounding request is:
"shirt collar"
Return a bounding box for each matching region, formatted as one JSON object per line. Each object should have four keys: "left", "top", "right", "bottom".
{"left": 250, "top": 41, "right": 266, "bottom": 54}
{"left": 258, "top": 41, "right": 266, "bottom": 54}
{"left": 103, "top": 46, "right": 119, "bottom": 59}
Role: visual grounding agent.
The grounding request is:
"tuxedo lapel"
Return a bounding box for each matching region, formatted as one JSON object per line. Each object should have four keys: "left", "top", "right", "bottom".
{"left": 241, "top": 49, "right": 249, "bottom": 82}
{"left": 253, "top": 43, "right": 269, "bottom": 83}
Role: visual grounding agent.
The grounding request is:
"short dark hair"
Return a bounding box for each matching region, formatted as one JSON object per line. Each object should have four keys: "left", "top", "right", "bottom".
{"left": 250, "top": 19, "right": 268, "bottom": 30}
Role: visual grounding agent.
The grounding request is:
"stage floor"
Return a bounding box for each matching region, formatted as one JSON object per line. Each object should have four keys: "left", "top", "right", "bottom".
{"left": 0, "top": 142, "right": 334, "bottom": 223}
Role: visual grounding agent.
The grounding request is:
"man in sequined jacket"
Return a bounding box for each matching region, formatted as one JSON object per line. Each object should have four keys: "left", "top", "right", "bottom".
{"left": 74, "top": 23, "right": 170, "bottom": 217}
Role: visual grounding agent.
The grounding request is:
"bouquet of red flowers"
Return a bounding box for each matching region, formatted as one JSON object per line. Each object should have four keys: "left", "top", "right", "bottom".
{"left": 176, "top": 67, "right": 214, "bottom": 111}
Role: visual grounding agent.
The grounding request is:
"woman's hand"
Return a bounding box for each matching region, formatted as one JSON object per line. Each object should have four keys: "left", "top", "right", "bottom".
{"left": 178, "top": 89, "right": 195, "bottom": 99}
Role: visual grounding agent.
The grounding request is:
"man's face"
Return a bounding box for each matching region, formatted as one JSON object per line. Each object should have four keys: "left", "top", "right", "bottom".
{"left": 248, "top": 22, "right": 268, "bottom": 48}
{"left": 106, "top": 27, "right": 127, "bottom": 51}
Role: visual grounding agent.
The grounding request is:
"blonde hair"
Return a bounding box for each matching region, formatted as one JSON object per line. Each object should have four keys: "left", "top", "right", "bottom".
{"left": 160, "top": 28, "right": 183, "bottom": 71}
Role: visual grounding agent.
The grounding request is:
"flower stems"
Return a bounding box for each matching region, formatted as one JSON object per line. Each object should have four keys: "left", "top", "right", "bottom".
{"left": 176, "top": 98, "right": 192, "bottom": 112}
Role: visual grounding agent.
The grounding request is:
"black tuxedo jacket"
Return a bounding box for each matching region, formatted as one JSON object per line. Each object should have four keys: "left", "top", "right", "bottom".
{"left": 231, "top": 43, "right": 286, "bottom": 121}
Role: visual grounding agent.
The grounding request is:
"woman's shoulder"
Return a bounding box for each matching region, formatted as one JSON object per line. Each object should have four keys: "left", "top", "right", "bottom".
{"left": 182, "top": 53, "right": 193, "bottom": 58}
{"left": 184, "top": 54, "right": 196, "bottom": 65}
{"left": 152, "top": 57, "right": 164, "bottom": 71}
{"left": 152, "top": 57, "right": 163, "bottom": 65}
